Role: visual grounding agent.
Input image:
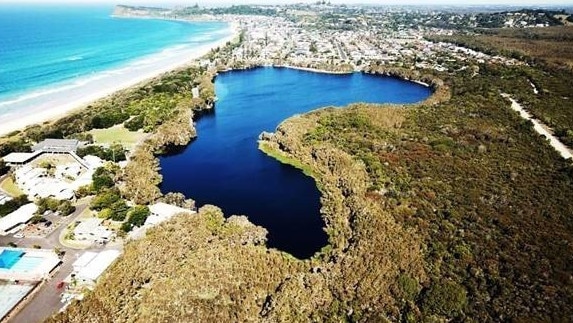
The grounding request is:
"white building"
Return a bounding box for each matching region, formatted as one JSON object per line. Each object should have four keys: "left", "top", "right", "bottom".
{"left": 73, "top": 218, "right": 113, "bottom": 244}
{"left": 82, "top": 155, "right": 104, "bottom": 170}
{"left": 73, "top": 250, "right": 121, "bottom": 286}
{"left": 145, "top": 202, "right": 195, "bottom": 227}
{"left": 0, "top": 194, "right": 12, "bottom": 206}
{"left": 28, "top": 178, "right": 75, "bottom": 200}
{"left": 0, "top": 204, "right": 38, "bottom": 235}
{"left": 55, "top": 163, "right": 83, "bottom": 180}
{"left": 1, "top": 151, "right": 42, "bottom": 167}
{"left": 12, "top": 156, "right": 106, "bottom": 201}
{"left": 72, "top": 252, "right": 97, "bottom": 272}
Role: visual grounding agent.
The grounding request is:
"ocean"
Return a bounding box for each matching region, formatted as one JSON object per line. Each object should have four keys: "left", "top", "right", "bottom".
{"left": 0, "top": 5, "right": 229, "bottom": 121}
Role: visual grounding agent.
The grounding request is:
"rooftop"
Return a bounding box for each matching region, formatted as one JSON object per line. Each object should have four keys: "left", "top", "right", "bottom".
{"left": 1, "top": 152, "right": 42, "bottom": 165}
{"left": 74, "top": 218, "right": 103, "bottom": 236}
{"left": 32, "top": 139, "right": 80, "bottom": 153}
{"left": 0, "top": 204, "right": 38, "bottom": 235}
{"left": 75, "top": 250, "right": 121, "bottom": 283}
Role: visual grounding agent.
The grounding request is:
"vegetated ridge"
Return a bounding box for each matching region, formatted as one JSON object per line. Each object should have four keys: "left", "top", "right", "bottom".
{"left": 50, "top": 39, "right": 573, "bottom": 323}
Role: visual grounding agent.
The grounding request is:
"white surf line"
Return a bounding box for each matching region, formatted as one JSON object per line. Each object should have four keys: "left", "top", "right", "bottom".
{"left": 502, "top": 93, "right": 572, "bottom": 161}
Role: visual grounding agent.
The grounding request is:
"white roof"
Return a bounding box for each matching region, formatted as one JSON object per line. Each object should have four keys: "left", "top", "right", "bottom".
{"left": 0, "top": 204, "right": 38, "bottom": 233}
{"left": 76, "top": 250, "right": 120, "bottom": 282}
{"left": 83, "top": 155, "right": 104, "bottom": 170}
{"left": 0, "top": 195, "right": 12, "bottom": 205}
{"left": 2, "top": 152, "right": 40, "bottom": 164}
{"left": 146, "top": 202, "right": 194, "bottom": 226}
{"left": 74, "top": 218, "right": 103, "bottom": 236}
{"left": 15, "top": 167, "right": 45, "bottom": 182}
{"left": 28, "top": 178, "right": 75, "bottom": 200}
{"left": 72, "top": 252, "right": 97, "bottom": 270}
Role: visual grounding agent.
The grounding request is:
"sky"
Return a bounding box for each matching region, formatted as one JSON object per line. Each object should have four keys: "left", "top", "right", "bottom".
{"left": 0, "top": 0, "right": 571, "bottom": 6}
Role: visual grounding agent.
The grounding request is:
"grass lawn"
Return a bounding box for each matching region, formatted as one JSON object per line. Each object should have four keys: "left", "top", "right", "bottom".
{"left": 88, "top": 125, "right": 147, "bottom": 149}
{"left": 0, "top": 176, "right": 23, "bottom": 197}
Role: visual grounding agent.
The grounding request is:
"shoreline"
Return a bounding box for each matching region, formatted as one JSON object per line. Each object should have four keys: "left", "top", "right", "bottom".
{"left": 274, "top": 64, "right": 354, "bottom": 75}
{"left": 0, "top": 23, "right": 238, "bottom": 138}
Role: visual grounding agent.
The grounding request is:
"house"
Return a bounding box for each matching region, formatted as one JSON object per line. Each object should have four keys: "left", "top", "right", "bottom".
{"left": 0, "top": 204, "right": 38, "bottom": 235}
{"left": 72, "top": 252, "right": 97, "bottom": 273}
{"left": 73, "top": 218, "right": 113, "bottom": 244}
{"left": 28, "top": 179, "right": 75, "bottom": 200}
{"left": 0, "top": 194, "right": 12, "bottom": 205}
{"left": 14, "top": 166, "right": 46, "bottom": 187}
{"left": 82, "top": 155, "right": 104, "bottom": 170}
{"left": 145, "top": 202, "right": 195, "bottom": 227}
{"left": 1, "top": 151, "right": 42, "bottom": 167}
{"left": 72, "top": 250, "right": 121, "bottom": 286}
{"left": 32, "top": 139, "right": 79, "bottom": 154}
{"left": 56, "top": 164, "right": 83, "bottom": 180}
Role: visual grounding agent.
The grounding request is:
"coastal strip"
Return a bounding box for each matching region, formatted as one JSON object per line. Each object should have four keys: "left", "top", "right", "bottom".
{"left": 0, "top": 25, "right": 238, "bottom": 137}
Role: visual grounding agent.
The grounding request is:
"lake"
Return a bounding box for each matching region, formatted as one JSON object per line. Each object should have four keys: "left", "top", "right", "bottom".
{"left": 159, "top": 67, "right": 431, "bottom": 258}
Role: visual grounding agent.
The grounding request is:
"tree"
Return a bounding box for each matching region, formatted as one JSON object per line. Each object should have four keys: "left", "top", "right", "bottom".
{"left": 0, "top": 159, "right": 8, "bottom": 176}
{"left": 36, "top": 198, "right": 60, "bottom": 214}
{"left": 159, "top": 192, "right": 196, "bottom": 210}
{"left": 92, "top": 167, "right": 115, "bottom": 193}
{"left": 109, "top": 200, "right": 129, "bottom": 222}
{"left": 122, "top": 205, "right": 151, "bottom": 232}
{"left": 121, "top": 148, "right": 162, "bottom": 205}
{"left": 0, "top": 195, "right": 29, "bottom": 217}
{"left": 57, "top": 201, "right": 76, "bottom": 216}
{"left": 310, "top": 42, "right": 318, "bottom": 54}
{"left": 90, "top": 189, "right": 121, "bottom": 211}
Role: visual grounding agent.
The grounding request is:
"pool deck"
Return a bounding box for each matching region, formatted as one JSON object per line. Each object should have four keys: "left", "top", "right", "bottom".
{"left": 0, "top": 248, "right": 61, "bottom": 282}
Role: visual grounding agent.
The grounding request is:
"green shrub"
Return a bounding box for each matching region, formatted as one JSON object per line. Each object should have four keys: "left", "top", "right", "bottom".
{"left": 398, "top": 274, "right": 420, "bottom": 301}
{"left": 422, "top": 280, "right": 467, "bottom": 317}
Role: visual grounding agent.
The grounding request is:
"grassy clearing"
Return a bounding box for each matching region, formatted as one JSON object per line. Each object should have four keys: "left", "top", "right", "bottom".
{"left": 89, "top": 125, "right": 147, "bottom": 149}
{"left": 258, "top": 140, "right": 316, "bottom": 178}
{"left": 0, "top": 177, "right": 23, "bottom": 197}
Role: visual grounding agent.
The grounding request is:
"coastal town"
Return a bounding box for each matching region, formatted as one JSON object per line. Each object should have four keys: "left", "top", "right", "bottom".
{"left": 1, "top": 2, "right": 573, "bottom": 322}
{"left": 217, "top": 14, "right": 522, "bottom": 72}
{"left": 0, "top": 137, "right": 196, "bottom": 322}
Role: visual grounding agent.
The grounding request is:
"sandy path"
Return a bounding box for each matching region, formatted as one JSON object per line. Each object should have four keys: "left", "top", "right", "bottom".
{"left": 502, "top": 93, "right": 572, "bottom": 161}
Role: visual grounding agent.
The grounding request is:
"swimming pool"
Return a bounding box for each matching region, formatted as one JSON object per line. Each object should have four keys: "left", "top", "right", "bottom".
{"left": 10, "top": 256, "right": 44, "bottom": 273}
{"left": 0, "top": 249, "right": 24, "bottom": 269}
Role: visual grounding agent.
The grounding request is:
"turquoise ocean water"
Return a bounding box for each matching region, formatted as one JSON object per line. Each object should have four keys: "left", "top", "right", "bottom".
{"left": 0, "top": 5, "right": 228, "bottom": 113}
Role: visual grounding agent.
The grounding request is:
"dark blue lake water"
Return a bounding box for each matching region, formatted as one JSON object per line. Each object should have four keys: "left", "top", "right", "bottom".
{"left": 159, "top": 67, "right": 431, "bottom": 258}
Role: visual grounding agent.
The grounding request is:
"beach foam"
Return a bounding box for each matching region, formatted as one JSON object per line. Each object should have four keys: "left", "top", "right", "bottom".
{"left": 0, "top": 26, "right": 236, "bottom": 136}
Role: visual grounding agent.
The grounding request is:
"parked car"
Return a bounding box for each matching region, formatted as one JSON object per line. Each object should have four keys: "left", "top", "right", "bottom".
{"left": 14, "top": 233, "right": 24, "bottom": 238}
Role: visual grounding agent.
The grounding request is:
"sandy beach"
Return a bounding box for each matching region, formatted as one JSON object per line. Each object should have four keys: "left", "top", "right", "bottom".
{"left": 0, "top": 25, "right": 237, "bottom": 137}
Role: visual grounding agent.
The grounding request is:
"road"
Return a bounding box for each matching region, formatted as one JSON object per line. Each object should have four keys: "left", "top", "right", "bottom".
{"left": 7, "top": 250, "right": 82, "bottom": 323}
{"left": 502, "top": 94, "right": 573, "bottom": 161}
{"left": 335, "top": 41, "right": 348, "bottom": 60}
{"left": 0, "top": 203, "right": 107, "bottom": 323}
